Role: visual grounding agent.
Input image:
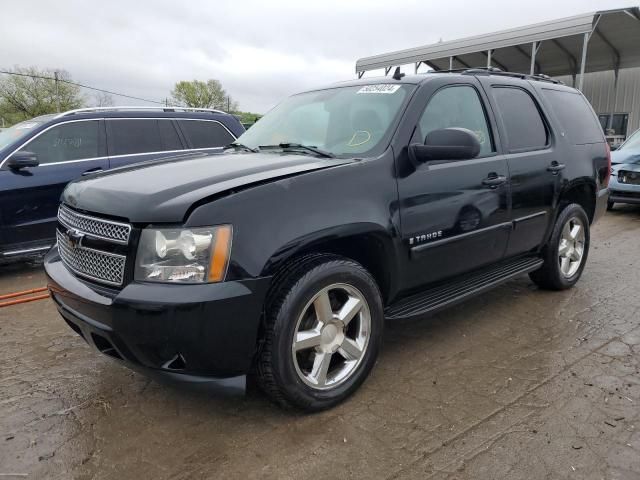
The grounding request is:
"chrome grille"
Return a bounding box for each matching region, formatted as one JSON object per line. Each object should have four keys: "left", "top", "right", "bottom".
{"left": 58, "top": 204, "right": 131, "bottom": 244}
{"left": 56, "top": 230, "right": 126, "bottom": 286}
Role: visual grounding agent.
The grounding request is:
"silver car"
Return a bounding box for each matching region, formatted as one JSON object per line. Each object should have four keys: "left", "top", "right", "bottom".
{"left": 609, "top": 129, "right": 640, "bottom": 209}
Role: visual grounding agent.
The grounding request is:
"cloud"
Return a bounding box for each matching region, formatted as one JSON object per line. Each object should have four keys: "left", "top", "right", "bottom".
{"left": 1, "top": 0, "right": 635, "bottom": 113}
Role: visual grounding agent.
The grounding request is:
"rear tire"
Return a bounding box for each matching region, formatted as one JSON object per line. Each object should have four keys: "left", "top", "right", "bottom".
{"left": 529, "top": 203, "right": 590, "bottom": 290}
{"left": 257, "top": 254, "right": 383, "bottom": 411}
{"left": 607, "top": 200, "right": 615, "bottom": 211}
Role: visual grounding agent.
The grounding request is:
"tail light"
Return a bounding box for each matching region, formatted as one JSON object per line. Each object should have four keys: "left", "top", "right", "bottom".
{"left": 604, "top": 143, "right": 612, "bottom": 188}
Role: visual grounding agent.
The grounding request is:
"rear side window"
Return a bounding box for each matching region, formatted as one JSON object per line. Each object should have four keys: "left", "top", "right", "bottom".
{"left": 178, "top": 120, "right": 235, "bottom": 149}
{"left": 543, "top": 89, "right": 604, "bottom": 144}
{"left": 492, "top": 87, "right": 548, "bottom": 152}
{"left": 22, "top": 120, "right": 99, "bottom": 164}
{"left": 108, "top": 119, "right": 163, "bottom": 156}
{"left": 158, "top": 120, "right": 183, "bottom": 151}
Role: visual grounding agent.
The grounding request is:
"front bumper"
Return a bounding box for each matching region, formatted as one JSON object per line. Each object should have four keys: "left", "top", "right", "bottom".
{"left": 608, "top": 176, "right": 640, "bottom": 205}
{"left": 45, "top": 247, "right": 271, "bottom": 395}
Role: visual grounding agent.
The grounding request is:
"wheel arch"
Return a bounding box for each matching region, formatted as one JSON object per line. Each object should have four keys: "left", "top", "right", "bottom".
{"left": 557, "top": 178, "right": 597, "bottom": 224}
{"left": 260, "top": 223, "right": 398, "bottom": 305}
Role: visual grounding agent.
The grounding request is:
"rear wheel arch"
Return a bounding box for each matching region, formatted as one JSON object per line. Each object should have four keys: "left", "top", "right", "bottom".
{"left": 557, "top": 179, "right": 596, "bottom": 224}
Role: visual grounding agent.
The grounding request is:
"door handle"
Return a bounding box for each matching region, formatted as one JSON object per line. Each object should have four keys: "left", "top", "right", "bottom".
{"left": 547, "top": 162, "right": 566, "bottom": 174}
{"left": 482, "top": 174, "right": 507, "bottom": 188}
{"left": 82, "top": 168, "right": 104, "bottom": 176}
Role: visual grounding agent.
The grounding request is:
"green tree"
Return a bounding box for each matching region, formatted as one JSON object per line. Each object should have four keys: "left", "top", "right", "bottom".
{"left": 233, "top": 110, "right": 262, "bottom": 125}
{"left": 171, "top": 79, "right": 237, "bottom": 111}
{"left": 0, "top": 67, "right": 85, "bottom": 123}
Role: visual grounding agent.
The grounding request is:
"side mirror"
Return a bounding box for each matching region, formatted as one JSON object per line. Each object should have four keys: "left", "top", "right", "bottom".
{"left": 409, "top": 128, "right": 481, "bottom": 164}
{"left": 6, "top": 151, "right": 39, "bottom": 170}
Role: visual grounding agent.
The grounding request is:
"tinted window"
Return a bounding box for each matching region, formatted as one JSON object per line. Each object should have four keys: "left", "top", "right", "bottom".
{"left": 22, "top": 121, "right": 99, "bottom": 164}
{"left": 158, "top": 120, "right": 183, "bottom": 150}
{"left": 179, "top": 120, "right": 235, "bottom": 149}
{"left": 543, "top": 89, "right": 603, "bottom": 144}
{"left": 108, "top": 119, "right": 163, "bottom": 156}
{"left": 418, "top": 85, "right": 494, "bottom": 156}
{"left": 493, "top": 87, "right": 547, "bottom": 151}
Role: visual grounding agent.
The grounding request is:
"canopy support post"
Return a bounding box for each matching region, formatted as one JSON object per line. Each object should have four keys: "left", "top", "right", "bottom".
{"left": 449, "top": 56, "right": 453, "bottom": 70}
{"left": 578, "top": 32, "right": 589, "bottom": 91}
{"left": 608, "top": 68, "right": 620, "bottom": 135}
{"left": 487, "top": 49, "right": 492, "bottom": 68}
{"left": 529, "top": 41, "right": 542, "bottom": 75}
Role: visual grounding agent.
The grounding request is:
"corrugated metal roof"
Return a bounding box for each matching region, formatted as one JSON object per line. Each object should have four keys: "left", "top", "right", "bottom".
{"left": 355, "top": 7, "right": 640, "bottom": 77}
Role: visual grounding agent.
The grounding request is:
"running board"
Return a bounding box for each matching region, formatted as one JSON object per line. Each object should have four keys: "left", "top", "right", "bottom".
{"left": 385, "top": 256, "right": 543, "bottom": 320}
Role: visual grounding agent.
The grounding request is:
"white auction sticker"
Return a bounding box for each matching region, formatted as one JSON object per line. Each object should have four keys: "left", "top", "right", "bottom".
{"left": 357, "top": 84, "right": 401, "bottom": 94}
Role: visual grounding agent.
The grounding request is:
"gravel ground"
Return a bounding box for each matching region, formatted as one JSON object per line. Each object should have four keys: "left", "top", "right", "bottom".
{"left": 1, "top": 206, "right": 639, "bottom": 480}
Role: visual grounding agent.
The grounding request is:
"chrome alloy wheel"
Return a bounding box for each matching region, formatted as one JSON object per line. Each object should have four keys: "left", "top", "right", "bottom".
{"left": 558, "top": 216, "right": 586, "bottom": 278}
{"left": 292, "top": 283, "right": 371, "bottom": 390}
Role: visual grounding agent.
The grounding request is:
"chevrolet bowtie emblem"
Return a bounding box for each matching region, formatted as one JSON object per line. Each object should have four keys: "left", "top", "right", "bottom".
{"left": 65, "top": 228, "right": 85, "bottom": 248}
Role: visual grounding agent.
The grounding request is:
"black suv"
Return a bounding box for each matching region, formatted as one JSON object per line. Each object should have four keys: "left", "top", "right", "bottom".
{"left": 45, "top": 70, "right": 610, "bottom": 411}
{"left": 0, "top": 107, "right": 244, "bottom": 262}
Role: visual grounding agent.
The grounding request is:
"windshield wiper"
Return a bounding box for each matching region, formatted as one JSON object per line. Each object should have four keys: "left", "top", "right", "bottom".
{"left": 224, "top": 142, "right": 259, "bottom": 153}
{"left": 258, "top": 143, "right": 335, "bottom": 158}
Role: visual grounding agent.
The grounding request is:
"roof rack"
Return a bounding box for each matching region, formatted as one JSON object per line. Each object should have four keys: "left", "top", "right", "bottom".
{"left": 426, "top": 67, "right": 564, "bottom": 85}
{"left": 54, "top": 106, "right": 227, "bottom": 119}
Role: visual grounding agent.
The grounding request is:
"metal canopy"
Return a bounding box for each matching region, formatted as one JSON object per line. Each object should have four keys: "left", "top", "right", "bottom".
{"left": 355, "top": 7, "right": 640, "bottom": 89}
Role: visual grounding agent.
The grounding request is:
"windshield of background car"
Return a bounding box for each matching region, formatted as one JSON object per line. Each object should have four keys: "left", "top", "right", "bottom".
{"left": 619, "top": 129, "right": 640, "bottom": 154}
{"left": 0, "top": 119, "right": 47, "bottom": 151}
{"left": 236, "top": 84, "right": 415, "bottom": 157}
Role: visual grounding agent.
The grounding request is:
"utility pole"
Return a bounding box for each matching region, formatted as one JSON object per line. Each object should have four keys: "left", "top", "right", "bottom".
{"left": 54, "top": 71, "right": 60, "bottom": 113}
{"left": 227, "top": 96, "right": 230, "bottom": 113}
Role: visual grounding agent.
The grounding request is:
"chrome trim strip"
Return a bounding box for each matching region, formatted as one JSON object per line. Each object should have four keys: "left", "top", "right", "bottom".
{"left": 56, "top": 231, "right": 125, "bottom": 287}
{"left": 410, "top": 222, "right": 513, "bottom": 256}
{"left": 55, "top": 106, "right": 226, "bottom": 119}
{"left": 1, "top": 245, "right": 51, "bottom": 256}
{"left": 513, "top": 211, "right": 547, "bottom": 224}
{"left": 58, "top": 204, "right": 131, "bottom": 245}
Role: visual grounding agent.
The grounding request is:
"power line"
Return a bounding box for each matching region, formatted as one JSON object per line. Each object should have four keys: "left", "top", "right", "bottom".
{"left": 0, "top": 69, "right": 171, "bottom": 106}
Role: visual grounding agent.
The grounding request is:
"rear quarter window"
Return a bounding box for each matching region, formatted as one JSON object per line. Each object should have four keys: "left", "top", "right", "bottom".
{"left": 178, "top": 120, "right": 235, "bottom": 149}
{"left": 542, "top": 89, "right": 604, "bottom": 145}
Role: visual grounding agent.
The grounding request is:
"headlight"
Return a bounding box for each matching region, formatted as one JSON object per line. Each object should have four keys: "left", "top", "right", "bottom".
{"left": 135, "top": 225, "right": 232, "bottom": 283}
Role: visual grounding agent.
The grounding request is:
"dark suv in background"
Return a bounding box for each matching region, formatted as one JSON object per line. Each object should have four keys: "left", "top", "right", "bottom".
{"left": 45, "top": 69, "right": 609, "bottom": 411}
{"left": 0, "top": 107, "right": 244, "bottom": 262}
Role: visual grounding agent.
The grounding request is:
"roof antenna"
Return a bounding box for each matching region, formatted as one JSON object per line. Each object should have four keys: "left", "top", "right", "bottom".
{"left": 392, "top": 67, "right": 405, "bottom": 80}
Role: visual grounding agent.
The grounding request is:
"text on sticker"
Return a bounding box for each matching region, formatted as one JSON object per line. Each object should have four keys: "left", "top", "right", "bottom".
{"left": 357, "top": 85, "right": 401, "bottom": 94}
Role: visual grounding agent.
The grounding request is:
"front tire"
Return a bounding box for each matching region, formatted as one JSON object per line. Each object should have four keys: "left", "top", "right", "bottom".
{"left": 607, "top": 199, "right": 615, "bottom": 211}
{"left": 257, "top": 254, "right": 383, "bottom": 411}
{"left": 529, "top": 203, "right": 590, "bottom": 290}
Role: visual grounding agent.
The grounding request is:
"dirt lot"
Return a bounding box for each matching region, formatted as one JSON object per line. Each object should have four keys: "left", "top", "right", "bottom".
{"left": 1, "top": 207, "right": 639, "bottom": 480}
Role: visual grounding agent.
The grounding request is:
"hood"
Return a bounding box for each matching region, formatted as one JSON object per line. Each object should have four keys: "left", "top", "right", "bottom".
{"left": 63, "top": 151, "right": 354, "bottom": 223}
{"left": 611, "top": 149, "right": 640, "bottom": 166}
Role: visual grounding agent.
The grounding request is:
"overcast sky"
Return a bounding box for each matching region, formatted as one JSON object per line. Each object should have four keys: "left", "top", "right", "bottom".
{"left": 2, "top": 0, "right": 636, "bottom": 113}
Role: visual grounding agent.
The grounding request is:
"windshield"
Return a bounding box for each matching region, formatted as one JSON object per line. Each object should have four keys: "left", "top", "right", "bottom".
{"left": 0, "top": 119, "right": 48, "bottom": 150}
{"left": 236, "top": 84, "right": 414, "bottom": 157}
{"left": 619, "top": 129, "right": 640, "bottom": 153}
